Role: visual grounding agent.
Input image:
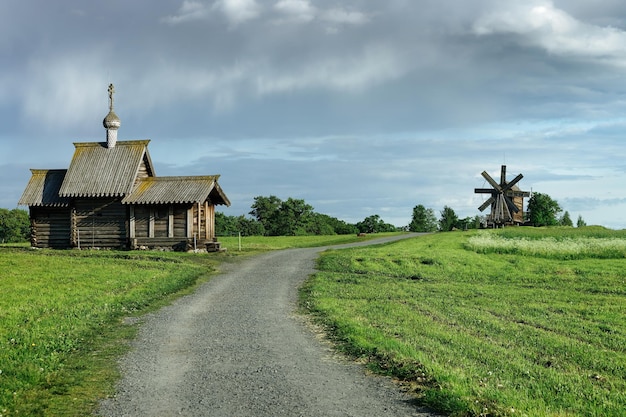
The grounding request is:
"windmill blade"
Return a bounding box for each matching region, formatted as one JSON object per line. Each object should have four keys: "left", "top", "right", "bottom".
{"left": 503, "top": 194, "right": 520, "bottom": 213}
{"left": 495, "top": 194, "right": 514, "bottom": 221}
{"left": 501, "top": 173, "right": 524, "bottom": 192}
{"left": 478, "top": 196, "right": 495, "bottom": 212}
{"left": 475, "top": 188, "right": 496, "bottom": 194}
{"left": 481, "top": 171, "right": 502, "bottom": 192}
{"left": 507, "top": 190, "right": 530, "bottom": 198}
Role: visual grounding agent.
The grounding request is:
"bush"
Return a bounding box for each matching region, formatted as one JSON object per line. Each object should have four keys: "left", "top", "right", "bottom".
{"left": 0, "top": 208, "right": 29, "bottom": 243}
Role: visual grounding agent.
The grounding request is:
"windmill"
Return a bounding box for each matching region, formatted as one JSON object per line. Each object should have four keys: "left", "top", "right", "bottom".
{"left": 475, "top": 165, "right": 530, "bottom": 227}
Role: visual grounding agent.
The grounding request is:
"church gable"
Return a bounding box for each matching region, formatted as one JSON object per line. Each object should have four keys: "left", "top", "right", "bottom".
{"left": 136, "top": 151, "right": 156, "bottom": 182}
{"left": 59, "top": 140, "right": 152, "bottom": 198}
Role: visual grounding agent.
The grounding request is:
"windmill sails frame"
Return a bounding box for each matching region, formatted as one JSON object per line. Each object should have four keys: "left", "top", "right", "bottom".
{"left": 475, "top": 165, "right": 530, "bottom": 225}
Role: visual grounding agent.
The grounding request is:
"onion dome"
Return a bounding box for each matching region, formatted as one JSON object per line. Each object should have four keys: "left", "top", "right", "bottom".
{"left": 103, "top": 84, "right": 121, "bottom": 148}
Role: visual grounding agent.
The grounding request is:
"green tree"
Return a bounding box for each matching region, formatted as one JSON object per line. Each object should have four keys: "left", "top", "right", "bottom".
{"left": 306, "top": 213, "right": 357, "bottom": 235}
{"left": 248, "top": 195, "right": 359, "bottom": 236}
{"left": 527, "top": 192, "right": 562, "bottom": 227}
{"left": 215, "top": 211, "right": 238, "bottom": 236}
{"left": 457, "top": 215, "right": 483, "bottom": 230}
{"left": 0, "top": 208, "right": 30, "bottom": 243}
{"left": 576, "top": 215, "right": 587, "bottom": 228}
{"left": 472, "top": 215, "right": 484, "bottom": 229}
{"left": 438, "top": 206, "right": 458, "bottom": 231}
{"left": 270, "top": 198, "right": 314, "bottom": 236}
{"left": 237, "top": 215, "right": 265, "bottom": 236}
{"left": 249, "top": 195, "right": 282, "bottom": 234}
{"left": 306, "top": 213, "right": 336, "bottom": 235}
{"left": 408, "top": 205, "right": 438, "bottom": 232}
{"left": 356, "top": 215, "right": 396, "bottom": 233}
{"left": 216, "top": 212, "right": 265, "bottom": 236}
{"left": 559, "top": 211, "right": 573, "bottom": 227}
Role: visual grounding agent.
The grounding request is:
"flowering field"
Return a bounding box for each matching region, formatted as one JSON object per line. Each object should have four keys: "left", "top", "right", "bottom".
{"left": 466, "top": 226, "right": 626, "bottom": 259}
{"left": 302, "top": 227, "right": 626, "bottom": 417}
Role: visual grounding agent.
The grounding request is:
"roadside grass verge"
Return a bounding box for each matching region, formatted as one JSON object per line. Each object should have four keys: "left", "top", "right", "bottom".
{"left": 0, "top": 248, "right": 219, "bottom": 416}
{"left": 218, "top": 232, "right": 401, "bottom": 253}
{"left": 301, "top": 228, "right": 626, "bottom": 416}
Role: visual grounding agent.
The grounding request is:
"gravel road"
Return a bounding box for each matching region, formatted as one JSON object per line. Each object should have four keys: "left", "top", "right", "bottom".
{"left": 97, "top": 234, "right": 439, "bottom": 417}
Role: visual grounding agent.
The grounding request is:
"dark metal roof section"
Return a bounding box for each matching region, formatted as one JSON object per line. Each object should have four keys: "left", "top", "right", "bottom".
{"left": 59, "top": 140, "right": 152, "bottom": 197}
{"left": 18, "top": 169, "right": 71, "bottom": 207}
{"left": 122, "top": 176, "right": 230, "bottom": 206}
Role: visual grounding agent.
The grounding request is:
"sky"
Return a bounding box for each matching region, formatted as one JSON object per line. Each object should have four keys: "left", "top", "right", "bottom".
{"left": 2, "top": 0, "right": 626, "bottom": 229}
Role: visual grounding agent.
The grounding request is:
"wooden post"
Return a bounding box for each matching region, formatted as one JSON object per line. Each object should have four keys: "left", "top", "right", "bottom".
{"left": 197, "top": 202, "right": 202, "bottom": 240}
{"left": 168, "top": 205, "right": 174, "bottom": 238}
{"left": 70, "top": 207, "right": 77, "bottom": 247}
{"left": 204, "top": 201, "right": 210, "bottom": 240}
{"left": 208, "top": 204, "right": 215, "bottom": 240}
{"left": 149, "top": 208, "right": 155, "bottom": 238}
{"left": 186, "top": 207, "right": 193, "bottom": 238}
{"left": 129, "top": 206, "right": 136, "bottom": 238}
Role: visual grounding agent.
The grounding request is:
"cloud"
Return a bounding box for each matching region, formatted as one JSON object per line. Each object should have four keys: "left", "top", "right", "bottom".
{"left": 217, "top": 0, "right": 261, "bottom": 25}
{"left": 271, "top": 0, "right": 369, "bottom": 27}
{"left": 19, "top": 51, "right": 109, "bottom": 132}
{"left": 321, "top": 8, "right": 370, "bottom": 25}
{"left": 273, "top": 0, "right": 315, "bottom": 23}
{"left": 163, "top": 0, "right": 260, "bottom": 26}
{"left": 473, "top": 1, "right": 626, "bottom": 64}
{"left": 163, "top": 0, "right": 369, "bottom": 28}
{"left": 254, "top": 42, "right": 409, "bottom": 94}
{"left": 162, "top": 0, "right": 211, "bottom": 24}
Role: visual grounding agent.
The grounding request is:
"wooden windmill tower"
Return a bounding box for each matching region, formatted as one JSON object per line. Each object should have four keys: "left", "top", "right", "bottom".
{"left": 475, "top": 165, "right": 530, "bottom": 227}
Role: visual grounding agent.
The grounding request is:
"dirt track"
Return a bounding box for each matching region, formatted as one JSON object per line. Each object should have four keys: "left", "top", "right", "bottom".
{"left": 97, "top": 234, "right": 439, "bottom": 416}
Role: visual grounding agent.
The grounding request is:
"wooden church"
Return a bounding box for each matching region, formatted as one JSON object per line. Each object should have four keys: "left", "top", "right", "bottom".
{"left": 19, "top": 85, "right": 230, "bottom": 250}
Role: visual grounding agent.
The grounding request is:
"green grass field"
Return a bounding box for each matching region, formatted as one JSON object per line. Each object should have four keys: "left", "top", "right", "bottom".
{"left": 301, "top": 227, "right": 626, "bottom": 416}
{"left": 0, "top": 248, "right": 218, "bottom": 416}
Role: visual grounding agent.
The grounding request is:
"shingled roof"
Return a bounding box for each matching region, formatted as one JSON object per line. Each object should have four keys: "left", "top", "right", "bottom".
{"left": 122, "top": 176, "right": 230, "bottom": 205}
{"left": 19, "top": 169, "right": 71, "bottom": 207}
{"left": 21, "top": 137, "right": 230, "bottom": 209}
{"left": 59, "top": 140, "right": 154, "bottom": 198}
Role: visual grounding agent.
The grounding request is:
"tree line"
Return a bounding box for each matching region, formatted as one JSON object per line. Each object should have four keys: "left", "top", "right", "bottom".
{"left": 217, "top": 192, "right": 584, "bottom": 236}
{"left": 0, "top": 192, "right": 584, "bottom": 243}
{"left": 216, "top": 195, "right": 397, "bottom": 236}
{"left": 411, "top": 192, "right": 585, "bottom": 231}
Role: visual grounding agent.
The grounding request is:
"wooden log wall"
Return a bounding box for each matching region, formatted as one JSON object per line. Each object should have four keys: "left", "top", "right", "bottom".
{"left": 28, "top": 200, "right": 217, "bottom": 250}
{"left": 133, "top": 157, "right": 152, "bottom": 184}
{"left": 30, "top": 207, "right": 71, "bottom": 248}
{"left": 73, "top": 198, "right": 127, "bottom": 249}
{"left": 173, "top": 206, "right": 188, "bottom": 237}
{"left": 133, "top": 205, "right": 150, "bottom": 238}
{"left": 130, "top": 204, "right": 192, "bottom": 240}
{"left": 153, "top": 206, "right": 169, "bottom": 238}
{"left": 191, "top": 202, "right": 216, "bottom": 240}
{"left": 513, "top": 196, "right": 525, "bottom": 224}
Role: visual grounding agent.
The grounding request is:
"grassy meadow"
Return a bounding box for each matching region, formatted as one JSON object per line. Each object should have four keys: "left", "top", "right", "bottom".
{"left": 0, "top": 248, "right": 219, "bottom": 416}
{"left": 301, "top": 227, "right": 626, "bottom": 417}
